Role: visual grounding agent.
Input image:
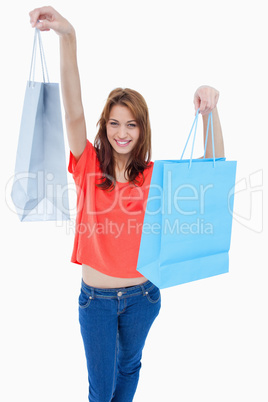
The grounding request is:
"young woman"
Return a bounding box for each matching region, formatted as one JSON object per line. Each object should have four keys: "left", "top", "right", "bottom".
{"left": 29, "top": 6, "right": 224, "bottom": 402}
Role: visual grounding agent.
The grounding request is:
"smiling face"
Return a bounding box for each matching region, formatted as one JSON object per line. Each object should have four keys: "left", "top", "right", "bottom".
{"left": 106, "top": 104, "right": 140, "bottom": 163}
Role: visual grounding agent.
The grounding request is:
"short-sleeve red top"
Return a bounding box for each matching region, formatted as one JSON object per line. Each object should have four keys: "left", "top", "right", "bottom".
{"left": 68, "top": 139, "right": 154, "bottom": 278}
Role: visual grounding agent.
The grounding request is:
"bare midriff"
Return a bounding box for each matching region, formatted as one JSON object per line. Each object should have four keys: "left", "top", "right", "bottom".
{"left": 82, "top": 263, "right": 148, "bottom": 289}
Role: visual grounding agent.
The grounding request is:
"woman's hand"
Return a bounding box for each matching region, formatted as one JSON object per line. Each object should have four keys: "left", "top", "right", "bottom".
{"left": 194, "top": 86, "right": 224, "bottom": 158}
{"left": 29, "top": 6, "right": 74, "bottom": 36}
{"left": 193, "top": 85, "right": 220, "bottom": 115}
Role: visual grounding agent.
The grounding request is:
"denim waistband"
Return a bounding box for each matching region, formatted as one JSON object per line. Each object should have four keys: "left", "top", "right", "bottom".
{"left": 81, "top": 278, "right": 157, "bottom": 298}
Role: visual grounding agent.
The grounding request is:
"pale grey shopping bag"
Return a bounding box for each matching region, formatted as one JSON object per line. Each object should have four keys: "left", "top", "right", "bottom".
{"left": 11, "top": 28, "right": 70, "bottom": 221}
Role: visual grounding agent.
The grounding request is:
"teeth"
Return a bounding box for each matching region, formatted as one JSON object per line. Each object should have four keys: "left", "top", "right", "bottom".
{"left": 117, "top": 140, "right": 130, "bottom": 144}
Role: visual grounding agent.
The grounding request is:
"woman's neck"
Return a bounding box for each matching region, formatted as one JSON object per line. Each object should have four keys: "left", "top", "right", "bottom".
{"left": 114, "top": 154, "right": 129, "bottom": 172}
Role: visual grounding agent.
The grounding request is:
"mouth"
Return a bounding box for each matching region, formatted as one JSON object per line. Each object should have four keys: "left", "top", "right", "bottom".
{"left": 115, "top": 139, "right": 132, "bottom": 147}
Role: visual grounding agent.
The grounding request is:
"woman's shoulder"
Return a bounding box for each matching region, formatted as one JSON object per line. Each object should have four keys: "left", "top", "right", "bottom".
{"left": 145, "top": 160, "right": 154, "bottom": 168}
{"left": 144, "top": 160, "right": 154, "bottom": 173}
{"left": 147, "top": 160, "right": 154, "bottom": 170}
{"left": 141, "top": 160, "right": 154, "bottom": 181}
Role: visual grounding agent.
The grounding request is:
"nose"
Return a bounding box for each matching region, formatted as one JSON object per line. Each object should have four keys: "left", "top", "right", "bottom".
{"left": 118, "top": 126, "right": 128, "bottom": 139}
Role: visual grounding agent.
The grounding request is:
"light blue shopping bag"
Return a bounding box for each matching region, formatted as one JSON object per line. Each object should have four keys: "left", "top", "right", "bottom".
{"left": 11, "top": 28, "right": 70, "bottom": 221}
{"left": 137, "top": 111, "right": 237, "bottom": 288}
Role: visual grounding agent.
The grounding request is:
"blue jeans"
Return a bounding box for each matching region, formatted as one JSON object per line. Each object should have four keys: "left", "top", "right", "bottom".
{"left": 78, "top": 279, "right": 161, "bottom": 402}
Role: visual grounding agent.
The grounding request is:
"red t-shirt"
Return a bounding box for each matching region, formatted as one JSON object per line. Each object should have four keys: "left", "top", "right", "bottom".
{"left": 68, "top": 139, "right": 154, "bottom": 278}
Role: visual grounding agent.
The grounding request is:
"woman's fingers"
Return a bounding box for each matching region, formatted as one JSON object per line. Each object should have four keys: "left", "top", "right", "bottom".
{"left": 29, "top": 6, "right": 55, "bottom": 27}
{"left": 29, "top": 6, "right": 73, "bottom": 36}
{"left": 194, "top": 86, "right": 220, "bottom": 115}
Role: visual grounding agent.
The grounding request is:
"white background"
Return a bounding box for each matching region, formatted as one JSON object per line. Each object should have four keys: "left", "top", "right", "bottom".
{"left": 1, "top": 0, "right": 267, "bottom": 401}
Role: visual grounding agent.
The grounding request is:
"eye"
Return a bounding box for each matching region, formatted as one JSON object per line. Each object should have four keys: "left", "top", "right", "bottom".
{"left": 110, "top": 122, "right": 118, "bottom": 126}
{"left": 128, "top": 123, "right": 137, "bottom": 128}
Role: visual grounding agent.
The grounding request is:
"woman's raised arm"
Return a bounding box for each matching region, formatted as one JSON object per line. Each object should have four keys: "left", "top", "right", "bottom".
{"left": 193, "top": 85, "right": 225, "bottom": 158}
{"left": 29, "top": 6, "right": 87, "bottom": 160}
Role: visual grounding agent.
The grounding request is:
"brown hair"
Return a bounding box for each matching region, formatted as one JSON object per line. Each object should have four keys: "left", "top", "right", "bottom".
{"left": 93, "top": 88, "right": 152, "bottom": 191}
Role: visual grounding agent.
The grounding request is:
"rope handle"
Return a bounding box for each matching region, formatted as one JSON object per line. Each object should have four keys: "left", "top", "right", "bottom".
{"left": 29, "top": 28, "right": 49, "bottom": 86}
{"left": 180, "top": 109, "right": 215, "bottom": 168}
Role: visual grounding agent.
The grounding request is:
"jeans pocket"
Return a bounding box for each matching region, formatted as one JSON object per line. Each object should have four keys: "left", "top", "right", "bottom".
{"left": 145, "top": 285, "right": 161, "bottom": 304}
{"left": 78, "top": 288, "right": 93, "bottom": 309}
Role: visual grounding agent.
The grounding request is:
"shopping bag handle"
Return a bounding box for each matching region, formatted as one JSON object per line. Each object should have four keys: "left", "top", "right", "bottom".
{"left": 28, "top": 28, "right": 49, "bottom": 86}
{"left": 180, "top": 109, "right": 215, "bottom": 168}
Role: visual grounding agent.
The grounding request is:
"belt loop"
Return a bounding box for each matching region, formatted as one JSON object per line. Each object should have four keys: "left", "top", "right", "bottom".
{"left": 81, "top": 279, "right": 95, "bottom": 299}
{"left": 140, "top": 283, "right": 148, "bottom": 296}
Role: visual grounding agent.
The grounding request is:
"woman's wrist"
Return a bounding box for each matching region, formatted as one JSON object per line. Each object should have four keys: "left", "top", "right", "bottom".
{"left": 59, "top": 24, "right": 76, "bottom": 39}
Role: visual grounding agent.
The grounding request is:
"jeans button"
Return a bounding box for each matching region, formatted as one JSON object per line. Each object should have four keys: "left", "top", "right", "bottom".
{"left": 117, "top": 291, "right": 123, "bottom": 297}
